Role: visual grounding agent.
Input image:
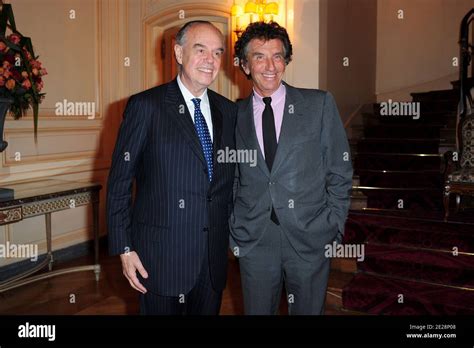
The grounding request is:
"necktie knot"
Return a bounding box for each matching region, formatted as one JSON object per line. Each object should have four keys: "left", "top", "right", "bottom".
{"left": 192, "top": 98, "right": 201, "bottom": 108}
{"left": 263, "top": 97, "right": 272, "bottom": 106}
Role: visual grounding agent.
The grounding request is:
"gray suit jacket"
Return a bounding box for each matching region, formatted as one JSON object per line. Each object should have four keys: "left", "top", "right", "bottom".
{"left": 229, "top": 82, "right": 353, "bottom": 261}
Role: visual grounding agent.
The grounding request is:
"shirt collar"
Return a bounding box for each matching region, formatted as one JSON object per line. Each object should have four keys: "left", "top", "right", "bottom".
{"left": 252, "top": 83, "right": 286, "bottom": 105}
{"left": 177, "top": 74, "right": 208, "bottom": 103}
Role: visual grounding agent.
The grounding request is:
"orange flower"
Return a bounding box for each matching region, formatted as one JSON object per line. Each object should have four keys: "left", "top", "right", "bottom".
{"left": 5, "top": 79, "right": 15, "bottom": 90}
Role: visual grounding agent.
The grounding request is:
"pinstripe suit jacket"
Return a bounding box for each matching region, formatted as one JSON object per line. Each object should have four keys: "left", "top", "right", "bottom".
{"left": 107, "top": 79, "right": 237, "bottom": 296}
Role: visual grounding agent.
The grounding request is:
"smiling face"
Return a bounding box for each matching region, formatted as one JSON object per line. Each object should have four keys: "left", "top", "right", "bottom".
{"left": 174, "top": 23, "right": 224, "bottom": 97}
{"left": 242, "top": 38, "right": 286, "bottom": 97}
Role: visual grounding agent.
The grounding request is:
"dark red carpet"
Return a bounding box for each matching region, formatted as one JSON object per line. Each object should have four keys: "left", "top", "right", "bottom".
{"left": 343, "top": 84, "right": 474, "bottom": 315}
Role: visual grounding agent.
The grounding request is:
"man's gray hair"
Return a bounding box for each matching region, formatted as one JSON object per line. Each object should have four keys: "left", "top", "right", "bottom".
{"left": 176, "top": 20, "right": 217, "bottom": 46}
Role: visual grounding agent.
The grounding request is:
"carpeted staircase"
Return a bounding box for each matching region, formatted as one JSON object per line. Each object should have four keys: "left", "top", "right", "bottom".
{"left": 342, "top": 80, "right": 474, "bottom": 315}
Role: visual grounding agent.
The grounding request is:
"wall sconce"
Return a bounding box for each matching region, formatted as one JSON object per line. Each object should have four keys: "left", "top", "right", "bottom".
{"left": 231, "top": 0, "right": 280, "bottom": 38}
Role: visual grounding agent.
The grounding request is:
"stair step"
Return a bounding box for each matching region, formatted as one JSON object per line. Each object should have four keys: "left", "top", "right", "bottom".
{"left": 362, "top": 112, "right": 457, "bottom": 126}
{"left": 353, "top": 152, "right": 442, "bottom": 157}
{"left": 373, "top": 101, "right": 458, "bottom": 114}
{"left": 357, "top": 139, "right": 439, "bottom": 154}
{"left": 411, "top": 89, "right": 459, "bottom": 102}
{"left": 342, "top": 273, "right": 474, "bottom": 314}
{"left": 349, "top": 188, "right": 443, "bottom": 212}
{"left": 363, "top": 125, "right": 441, "bottom": 139}
{"left": 354, "top": 154, "right": 441, "bottom": 171}
{"left": 346, "top": 220, "right": 474, "bottom": 252}
{"left": 343, "top": 83, "right": 472, "bottom": 316}
{"left": 355, "top": 170, "right": 442, "bottom": 188}
{"left": 326, "top": 270, "right": 361, "bottom": 313}
{"left": 350, "top": 189, "right": 367, "bottom": 210}
{"left": 451, "top": 77, "right": 474, "bottom": 89}
{"left": 352, "top": 175, "right": 360, "bottom": 186}
{"left": 440, "top": 127, "right": 457, "bottom": 140}
{"left": 344, "top": 212, "right": 474, "bottom": 244}
{"left": 360, "top": 137, "right": 441, "bottom": 142}
{"left": 360, "top": 244, "right": 474, "bottom": 288}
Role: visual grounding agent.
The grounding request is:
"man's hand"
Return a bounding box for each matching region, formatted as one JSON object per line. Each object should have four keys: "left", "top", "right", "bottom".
{"left": 120, "top": 251, "right": 148, "bottom": 294}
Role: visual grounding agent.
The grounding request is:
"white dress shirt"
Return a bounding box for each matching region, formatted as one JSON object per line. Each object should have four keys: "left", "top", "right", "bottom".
{"left": 177, "top": 75, "right": 213, "bottom": 142}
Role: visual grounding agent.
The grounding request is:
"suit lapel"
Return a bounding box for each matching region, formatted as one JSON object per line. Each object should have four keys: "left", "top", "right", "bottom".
{"left": 237, "top": 95, "right": 270, "bottom": 178}
{"left": 270, "top": 82, "right": 305, "bottom": 175}
{"left": 208, "top": 90, "right": 223, "bottom": 179}
{"left": 165, "top": 79, "right": 206, "bottom": 168}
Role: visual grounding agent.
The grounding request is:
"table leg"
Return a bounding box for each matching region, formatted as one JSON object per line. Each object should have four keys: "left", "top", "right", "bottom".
{"left": 443, "top": 190, "right": 450, "bottom": 222}
{"left": 455, "top": 194, "right": 461, "bottom": 215}
{"left": 45, "top": 212, "right": 53, "bottom": 271}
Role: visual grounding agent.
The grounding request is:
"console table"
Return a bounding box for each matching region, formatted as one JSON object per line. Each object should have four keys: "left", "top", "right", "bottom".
{"left": 0, "top": 179, "right": 102, "bottom": 293}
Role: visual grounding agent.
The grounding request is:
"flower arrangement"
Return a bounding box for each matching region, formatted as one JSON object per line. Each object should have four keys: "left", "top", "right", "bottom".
{"left": 0, "top": 2, "right": 47, "bottom": 140}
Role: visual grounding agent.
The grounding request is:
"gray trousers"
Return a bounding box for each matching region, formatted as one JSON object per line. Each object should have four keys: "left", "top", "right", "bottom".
{"left": 238, "top": 220, "right": 330, "bottom": 315}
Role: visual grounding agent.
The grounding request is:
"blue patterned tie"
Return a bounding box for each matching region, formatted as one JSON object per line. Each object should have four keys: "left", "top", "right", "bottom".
{"left": 192, "top": 98, "right": 213, "bottom": 182}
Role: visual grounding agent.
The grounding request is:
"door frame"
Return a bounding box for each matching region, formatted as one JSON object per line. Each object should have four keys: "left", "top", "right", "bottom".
{"left": 143, "top": 3, "right": 236, "bottom": 100}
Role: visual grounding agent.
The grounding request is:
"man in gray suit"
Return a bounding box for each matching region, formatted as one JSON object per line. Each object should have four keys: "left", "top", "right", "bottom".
{"left": 230, "top": 21, "right": 353, "bottom": 315}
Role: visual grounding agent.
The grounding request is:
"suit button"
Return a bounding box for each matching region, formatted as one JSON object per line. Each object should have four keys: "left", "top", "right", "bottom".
{"left": 269, "top": 182, "right": 274, "bottom": 185}
{"left": 203, "top": 227, "right": 209, "bottom": 232}
{"left": 207, "top": 195, "right": 212, "bottom": 202}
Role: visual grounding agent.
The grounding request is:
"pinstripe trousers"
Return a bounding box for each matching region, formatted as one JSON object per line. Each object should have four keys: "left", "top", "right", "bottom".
{"left": 139, "top": 231, "right": 222, "bottom": 315}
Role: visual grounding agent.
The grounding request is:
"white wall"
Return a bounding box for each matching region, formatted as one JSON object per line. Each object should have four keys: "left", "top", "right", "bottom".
{"left": 376, "top": 0, "right": 474, "bottom": 101}
{"left": 0, "top": 0, "right": 132, "bottom": 268}
{"left": 319, "top": 0, "right": 377, "bottom": 122}
{"left": 289, "top": 0, "right": 320, "bottom": 89}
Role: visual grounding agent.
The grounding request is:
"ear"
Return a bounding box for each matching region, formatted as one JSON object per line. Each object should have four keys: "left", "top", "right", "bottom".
{"left": 241, "top": 60, "right": 250, "bottom": 76}
{"left": 174, "top": 44, "right": 183, "bottom": 65}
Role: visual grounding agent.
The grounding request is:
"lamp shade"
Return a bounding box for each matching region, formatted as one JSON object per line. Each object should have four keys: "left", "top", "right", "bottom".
{"left": 231, "top": 4, "right": 244, "bottom": 16}
{"left": 264, "top": 2, "right": 279, "bottom": 15}
{"left": 244, "top": 1, "right": 257, "bottom": 14}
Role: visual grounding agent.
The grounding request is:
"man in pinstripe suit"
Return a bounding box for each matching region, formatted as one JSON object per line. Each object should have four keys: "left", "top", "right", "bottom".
{"left": 107, "top": 21, "right": 237, "bottom": 315}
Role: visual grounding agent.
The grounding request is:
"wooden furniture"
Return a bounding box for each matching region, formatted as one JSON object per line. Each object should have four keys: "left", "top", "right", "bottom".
{"left": 444, "top": 177, "right": 474, "bottom": 220}
{"left": 0, "top": 179, "right": 102, "bottom": 292}
{"left": 444, "top": 8, "right": 474, "bottom": 221}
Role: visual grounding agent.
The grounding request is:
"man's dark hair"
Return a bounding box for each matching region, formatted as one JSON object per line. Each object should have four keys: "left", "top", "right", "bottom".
{"left": 234, "top": 21, "right": 293, "bottom": 78}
